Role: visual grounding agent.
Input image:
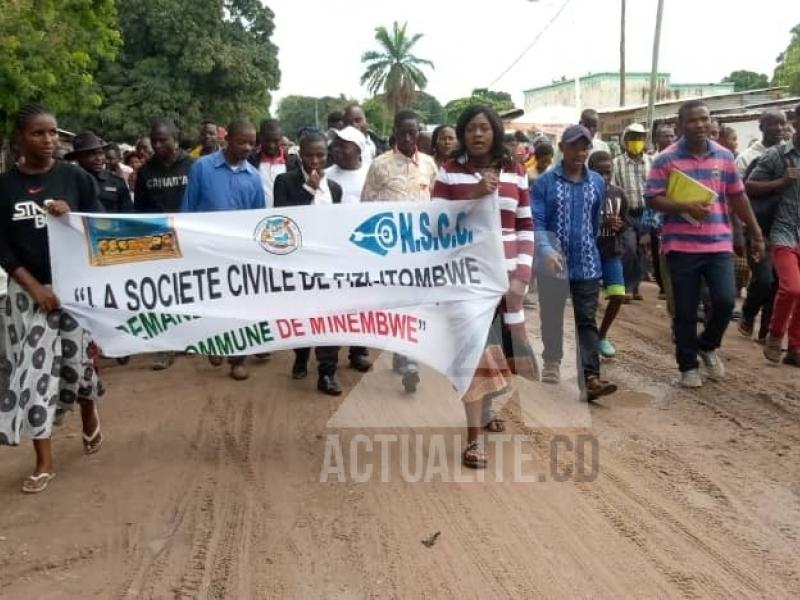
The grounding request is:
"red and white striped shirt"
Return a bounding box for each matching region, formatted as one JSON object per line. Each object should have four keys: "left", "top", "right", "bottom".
{"left": 432, "top": 156, "right": 534, "bottom": 331}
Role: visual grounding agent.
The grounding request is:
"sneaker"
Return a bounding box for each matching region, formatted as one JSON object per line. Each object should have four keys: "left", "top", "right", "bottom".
{"left": 783, "top": 349, "right": 800, "bottom": 367}
{"left": 737, "top": 320, "right": 754, "bottom": 338}
{"left": 763, "top": 334, "right": 783, "bottom": 363}
{"left": 597, "top": 338, "right": 616, "bottom": 358}
{"left": 541, "top": 361, "right": 560, "bottom": 384}
{"left": 699, "top": 350, "right": 725, "bottom": 381}
{"left": 679, "top": 369, "right": 703, "bottom": 388}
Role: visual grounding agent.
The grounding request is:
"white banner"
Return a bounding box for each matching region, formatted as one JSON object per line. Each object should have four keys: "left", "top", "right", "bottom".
{"left": 48, "top": 200, "right": 508, "bottom": 393}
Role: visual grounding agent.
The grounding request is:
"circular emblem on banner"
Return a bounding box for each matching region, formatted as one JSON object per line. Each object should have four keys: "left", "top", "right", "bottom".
{"left": 254, "top": 215, "right": 302, "bottom": 255}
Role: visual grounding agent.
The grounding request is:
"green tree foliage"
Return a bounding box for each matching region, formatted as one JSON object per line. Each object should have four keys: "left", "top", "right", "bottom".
{"left": 363, "top": 97, "right": 391, "bottom": 137}
{"left": 412, "top": 91, "right": 444, "bottom": 125}
{"left": 80, "top": 0, "right": 280, "bottom": 141}
{"left": 277, "top": 95, "right": 356, "bottom": 139}
{"left": 721, "top": 70, "right": 770, "bottom": 92}
{"left": 362, "top": 91, "right": 444, "bottom": 134}
{"left": 774, "top": 22, "right": 800, "bottom": 95}
{"left": 443, "top": 88, "right": 515, "bottom": 123}
{"left": 0, "top": 0, "right": 121, "bottom": 131}
{"left": 360, "top": 21, "right": 434, "bottom": 116}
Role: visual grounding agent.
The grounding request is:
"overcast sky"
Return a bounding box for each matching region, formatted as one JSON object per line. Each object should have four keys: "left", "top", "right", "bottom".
{"left": 268, "top": 0, "right": 793, "bottom": 109}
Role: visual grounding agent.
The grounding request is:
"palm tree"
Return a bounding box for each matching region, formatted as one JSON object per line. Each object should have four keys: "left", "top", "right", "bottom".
{"left": 360, "top": 21, "right": 434, "bottom": 116}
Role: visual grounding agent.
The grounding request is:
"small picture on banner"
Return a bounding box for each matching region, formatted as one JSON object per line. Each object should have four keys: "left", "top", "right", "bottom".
{"left": 83, "top": 215, "right": 182, "bottom": 266}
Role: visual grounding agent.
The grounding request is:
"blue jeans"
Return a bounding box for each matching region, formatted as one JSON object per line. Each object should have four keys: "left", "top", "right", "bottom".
{"left": 667, "top": 252, "right": 735, "bottom": 372}
{"left": 537, "top": 276, "right": 601, "bottom": 379}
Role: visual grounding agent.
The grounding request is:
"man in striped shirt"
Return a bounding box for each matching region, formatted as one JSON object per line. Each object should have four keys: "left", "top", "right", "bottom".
{"left": 645, "top": 100, "right": 765, "bottom": 388}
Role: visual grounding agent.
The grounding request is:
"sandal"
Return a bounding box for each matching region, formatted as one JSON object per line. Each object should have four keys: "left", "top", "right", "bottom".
{"left": 484, "top": 418, "right": 506, "bottom": 433}
{"left": 22, "top": 472, "right": 55, "bottom": 494}
{"left": 82, "top": 409, "right": 103, "bottom": 455}
{"left": 462, "top": 440, "right": 487, "bottom": 470}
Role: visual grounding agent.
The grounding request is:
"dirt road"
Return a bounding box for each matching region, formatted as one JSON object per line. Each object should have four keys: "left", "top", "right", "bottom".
{"left": 1, "top": 284, "right": 798, "bottom": 599}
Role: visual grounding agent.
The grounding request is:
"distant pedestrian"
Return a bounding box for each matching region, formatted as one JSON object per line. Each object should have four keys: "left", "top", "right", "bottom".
{"left": 612, "top": 123, "right": 653, "bottom": 302}
{"left": 737, "top": 110, "right": 788, "bottom": 341}
{"left": 190, "top": 122, "right": 221, "bottom": 158}
{"left": 589, "top": 151, "right": 629, "bottom": 359}
{"left": 431, "top": 124, "right": 457, "bottom": 167}
{"left": 747, "top": 104, "right": 800, "bottom": 367}
{"left": 67, "top": 132, "right": 133, "bottom": 213}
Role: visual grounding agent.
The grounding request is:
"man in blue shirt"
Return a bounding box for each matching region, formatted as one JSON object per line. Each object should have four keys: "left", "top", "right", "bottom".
{"left": 182, "top": 119, "right": 266, "bottom": 380}
{"left": 532, "top": 124, "right": 617, "bottom": 402}
{"left": 182, "top": 119, "right": 265, "bottom": 212}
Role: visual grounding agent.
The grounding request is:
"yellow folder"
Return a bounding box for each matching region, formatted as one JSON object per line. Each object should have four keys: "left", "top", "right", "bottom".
{"left": 666, "top": 169, "right": 717, "bottom": 206}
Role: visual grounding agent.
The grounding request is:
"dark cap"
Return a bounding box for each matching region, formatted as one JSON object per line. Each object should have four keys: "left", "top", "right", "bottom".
{"left": 64, "top": 132, "right": 109, "bottom": 160}
{"left": 561, "top": 124, "right": 593, "bottom": 145}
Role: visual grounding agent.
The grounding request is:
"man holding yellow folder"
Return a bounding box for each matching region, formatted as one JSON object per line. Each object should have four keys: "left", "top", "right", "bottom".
{"left": 645, "top": 100, "right": 765, "bottom": 388}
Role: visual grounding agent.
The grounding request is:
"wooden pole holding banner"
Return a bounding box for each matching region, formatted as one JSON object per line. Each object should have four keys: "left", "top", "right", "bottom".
{"left": 646, "top": 0, "right": 665, "bottom": 147}
{"left": 620, "top": 0, "right": 626, "bottom": 107}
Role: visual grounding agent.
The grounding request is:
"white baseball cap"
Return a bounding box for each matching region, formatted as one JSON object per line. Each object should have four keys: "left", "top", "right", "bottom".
{"left": 331, "top": 126, "right": 366, "bottom": 155}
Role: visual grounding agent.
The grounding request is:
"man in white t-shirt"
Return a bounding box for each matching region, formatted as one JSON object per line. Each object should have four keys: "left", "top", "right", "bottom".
{"left": 325, "top": 126, "right": 369, "bottom": 204}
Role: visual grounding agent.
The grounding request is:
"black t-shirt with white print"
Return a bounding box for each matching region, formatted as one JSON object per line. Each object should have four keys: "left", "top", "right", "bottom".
{"left": 0, "top": 160, "right": 102, "bottom": 285}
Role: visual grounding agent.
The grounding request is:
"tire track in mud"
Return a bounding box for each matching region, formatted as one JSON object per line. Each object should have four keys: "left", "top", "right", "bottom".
{"left": 114, "top": 395, "right": 218, "bottom": 600}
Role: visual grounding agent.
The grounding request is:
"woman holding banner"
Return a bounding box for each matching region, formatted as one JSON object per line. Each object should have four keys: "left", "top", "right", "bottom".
{"left": 432, "top": 105, "right": 538, "bottom": 469}
{"left": 0, "top": 105, "right": 105, "bottom": 493}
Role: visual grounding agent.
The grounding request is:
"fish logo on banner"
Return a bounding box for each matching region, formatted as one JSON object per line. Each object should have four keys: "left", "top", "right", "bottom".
{"left": 349, "top": 212, "right": 398, "bottom": 256}
{"left": 350, "top": 210, "right": 475, "bottom": 257}
{"left": 254, "top": 215, "right": 302, "bottom": 255}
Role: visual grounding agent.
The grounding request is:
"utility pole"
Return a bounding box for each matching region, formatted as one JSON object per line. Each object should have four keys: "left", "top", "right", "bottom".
{"left": 645, "top": 0, "right": 665, "bottom": 147}
{"left": 619, "top": 0, "right": 626, "bottom": 107}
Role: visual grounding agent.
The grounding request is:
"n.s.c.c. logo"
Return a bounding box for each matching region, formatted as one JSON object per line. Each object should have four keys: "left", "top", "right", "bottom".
{"left": 350, "top": 210, "right": 474, "bottom": 256}
{"left": 254, "top": 215, "right": 302, "bottom": 255}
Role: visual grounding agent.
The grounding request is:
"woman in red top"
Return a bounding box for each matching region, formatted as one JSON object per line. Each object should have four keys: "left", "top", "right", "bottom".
{"left": 432, "top": 105, "right": 537, "bottom": 468}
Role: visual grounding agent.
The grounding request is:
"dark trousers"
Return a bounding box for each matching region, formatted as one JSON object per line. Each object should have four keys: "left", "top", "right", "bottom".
{"left": 651, "top": 228, "right": 664, "bottom": 292}
{"left": 537, "top": 275, "right": 601, "bottom": 379}
{"left": 622, "top": 212, "right": 646, "bottom": 293}
{"left": 667, "top": 252, "right": 735, "bottom": 372}
{"left": 294, "top": 346, "right": 367, "bottom": 377}
{"left": 742, "top": 253, "right": 776, "bottom": 337}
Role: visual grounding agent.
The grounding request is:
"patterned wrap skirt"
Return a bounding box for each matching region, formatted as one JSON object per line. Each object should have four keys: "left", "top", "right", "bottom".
{"left": 462, "top": 306, "right": 539, "bottom": 406}
{"left": 0, "top": 280, "right": 102, "bottom": 446}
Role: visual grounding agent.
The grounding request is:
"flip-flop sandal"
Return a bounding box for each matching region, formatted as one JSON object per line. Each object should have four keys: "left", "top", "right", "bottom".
{"left": 484, "top": 418, "right": 506, "bottom": 433}
{"left": 22, "top": 472, "right": 55, "bottom": 494}
{"left": 463, "top": 440, "right": 487, "bottom": 470}
{"left": 82, "top": 409, "right": 103, "bottom": 455}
